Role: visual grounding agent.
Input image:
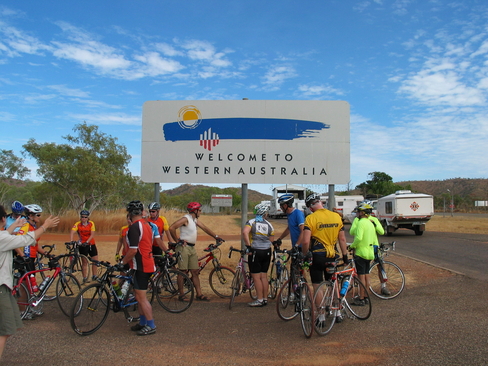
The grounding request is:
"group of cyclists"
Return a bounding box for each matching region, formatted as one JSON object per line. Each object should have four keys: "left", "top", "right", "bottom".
{"left": 1, "top": 192, "right": 386, "bottom": 350}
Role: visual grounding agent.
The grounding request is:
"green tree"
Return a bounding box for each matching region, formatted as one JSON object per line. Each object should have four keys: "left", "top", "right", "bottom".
{"left": 356, "top": 171, "right": 403, "bottom": 197}
{"left": 23, "top": 122, "right": 135, "bottom": 212}
{"left": 0, "top": 149, "right": 30, "bottom": 180}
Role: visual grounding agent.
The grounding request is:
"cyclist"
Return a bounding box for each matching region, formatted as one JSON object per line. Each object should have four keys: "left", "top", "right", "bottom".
{"left": 350, "top": 202, "right": 389, "bottom": 295}
{"left": 120, "top": 201, "right": 157, "bottom": 336}
{"left": 275, "top": 193, "right": 305, "bottom": 249}
{"left": 242, "top": 203, "right": 275, "bottom": 307}
{"left": 0, "top": 204, "right": 59, "bottom": 359}
{"left": 5, "top": 201, "right": 25, "bottom": 234}
{"left": 301, "top": 193, "right": 348, "bottom": 323}
{"left": 348, "top": 202, "right": 376, "bottom": 306}
{"left": 147, "top": 202, "right": 174, "bottom": 248}
{"left": 115, "top": 214, "right": 131, "bottom": 273}
{"left": 16, "top": 205, "right": 52, "bottom": 272}
{"left": 70, "top": 210, "right": 98, "bottom": 283}
{"left": 145, "top": 204, "right": 168, "bottom": 256}
{"left": 169, "top": 202, "right": 223, "bottom": 302}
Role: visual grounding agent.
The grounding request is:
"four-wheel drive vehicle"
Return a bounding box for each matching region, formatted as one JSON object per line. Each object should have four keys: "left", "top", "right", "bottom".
{"left": 375, "top": 190, "right": 434, "bottom": 236}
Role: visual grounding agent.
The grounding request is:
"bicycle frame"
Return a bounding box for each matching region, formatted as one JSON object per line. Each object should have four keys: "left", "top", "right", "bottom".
{"left": 13, "top": 266, "right": 61, "bottom": 307}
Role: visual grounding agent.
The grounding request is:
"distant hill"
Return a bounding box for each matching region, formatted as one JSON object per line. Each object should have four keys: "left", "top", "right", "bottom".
{"left": 395, "top": 178, "right": 488, "bottom": 200}
{"left": 162, "top": 183, "right": 272, "bottom": 204}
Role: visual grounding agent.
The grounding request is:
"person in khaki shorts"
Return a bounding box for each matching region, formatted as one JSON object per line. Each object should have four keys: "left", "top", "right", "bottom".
{"left": 0, "top": 204, "right": 59, "bottom": 359}
{"left": 169, "top": 202, "right": 224, "bottom": 302}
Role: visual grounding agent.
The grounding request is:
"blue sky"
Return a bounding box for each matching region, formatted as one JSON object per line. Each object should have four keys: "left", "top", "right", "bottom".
{"left": 1, "top": 1, "right": 487, "bottom": 196}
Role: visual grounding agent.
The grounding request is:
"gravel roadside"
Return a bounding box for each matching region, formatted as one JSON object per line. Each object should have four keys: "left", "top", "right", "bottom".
{"left": 3, "top": 253, "right": 487, "bottom": 366}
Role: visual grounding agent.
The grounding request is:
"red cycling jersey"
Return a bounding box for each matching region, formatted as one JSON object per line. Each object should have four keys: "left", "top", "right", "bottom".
{"left": 71, "top": 220, "right": 96, "bottom": 244}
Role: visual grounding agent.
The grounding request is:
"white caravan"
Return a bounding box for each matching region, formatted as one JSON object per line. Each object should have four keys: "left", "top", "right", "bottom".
{"left": 375, "top": 190, "right": 434, "bottom": 236}
{"left": 322, "top": 195, "right": 364, "bottom": 223}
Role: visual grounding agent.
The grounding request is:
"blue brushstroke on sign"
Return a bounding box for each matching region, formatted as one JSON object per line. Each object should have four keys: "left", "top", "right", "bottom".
{"left": 163, "top": 118, "right": 329, "bottom": 142}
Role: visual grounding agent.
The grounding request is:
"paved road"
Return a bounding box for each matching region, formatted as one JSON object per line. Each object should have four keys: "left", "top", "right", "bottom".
{"left": 360, "top": 230, "right": 488, "bottom": 281}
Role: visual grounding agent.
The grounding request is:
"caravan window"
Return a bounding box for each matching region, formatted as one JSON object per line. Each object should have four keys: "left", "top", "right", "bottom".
{"left": 385, "top": 202, "right": 393, "bottom": 214}
{"left": 338, "top": 202, "right": 343, "bottom": 207}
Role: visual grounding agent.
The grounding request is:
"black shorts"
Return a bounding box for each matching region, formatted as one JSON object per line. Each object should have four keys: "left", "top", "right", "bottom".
{"left": 354, "top": 256, "right": 371, "bottom": 275}
{"left": 132, "top": 271, "right": 153, "bottom": 291}
{"left": 310, "top": 254, "right": 337, "bottom": 284}
{"left": 79, "top": 244, "right": 98, "bottom": 258}
{"left": 152, "top": 246, "right": 162, "bottom": 256}
{"left": 248, "top": 248, "right": 271, "bottom": 274}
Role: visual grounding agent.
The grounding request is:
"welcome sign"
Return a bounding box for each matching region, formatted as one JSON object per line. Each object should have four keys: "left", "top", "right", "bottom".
{"left": 141, "top": 100, "right": 350, "bottom": 185}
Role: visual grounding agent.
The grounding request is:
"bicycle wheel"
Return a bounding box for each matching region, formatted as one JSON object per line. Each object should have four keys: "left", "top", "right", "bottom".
{"left": 344, "top": 276, "right": 372, "bottom": 320}
{"left": 56, "top": 273, "right": 82, "bottom": 317}
{"left": 122, "top": 280, "right": 154, "bottom": 322}
{"left": 155, "top": 269, "right": 194, "bottom": 313}
{"left": 299, "top": 283, "right": 314, "bottom": 338}
{"left": 70, "top": 283, "right": 110, "bottom": 336}
{"left": 369, "top": 261, "right": 405, "bottom": 299}
{"left": 313, "top": 281, "right": 336, "bottom": 336}
{"left": 14, "top": 282, "right": 31, "bottom": 319}
{"left": 270, "top": 265, "right": 289, "bottom": 300}
{"left": 70, "top": 255, "right": 91, "bottom": 285}
{"left": 209, "top": 266, "right": 235, "bottom": 298}
{"left": 229, "top": 270, "right": 242, "bottom": 310}
{"left": 246, "top": 272, "right": 257, "bottom": 300}
{"left": 276, "top": 279, "right": 299, "bottom": 321}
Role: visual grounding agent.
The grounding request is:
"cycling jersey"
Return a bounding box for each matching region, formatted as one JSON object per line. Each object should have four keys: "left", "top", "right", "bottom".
{"left": 147, "top": 216, "right": 170, "bottom": 236}
{"left": 349, "top": 217, "right": 376, "bottom": 260}
{"left": 17, "top": 222, "right": 39, "bottom": 258}
{"left": 71, "top": 220, "right": 96, "bottom": 244}
{"left": 244, "top": 218, "right": 274, "bottom": 250}
{"left": 286, "top": 209, "right": 305, "bottom": 247}
{"left": 304, "top": 208, "right": 343, "bottom": 258}
{"left": 127, "top": 219, "right": 155, "bottom": 273}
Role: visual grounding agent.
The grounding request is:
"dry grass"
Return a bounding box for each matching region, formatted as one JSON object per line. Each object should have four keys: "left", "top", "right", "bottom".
{"left": 426, "top": 215, "right": 488, "bottom": 235}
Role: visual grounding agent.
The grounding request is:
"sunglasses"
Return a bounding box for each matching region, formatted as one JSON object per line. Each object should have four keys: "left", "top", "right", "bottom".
{"left": 35, "top": 214, "right": 41, "bottom": 217}
{"left": 149, "top": 210, "right": 157, "bottom": 213}
{"left": 81, "top": 216, "right": 89, "bottom": 218}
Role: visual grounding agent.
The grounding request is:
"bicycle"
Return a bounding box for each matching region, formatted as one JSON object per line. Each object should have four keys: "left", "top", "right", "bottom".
{"left": 313, "top": 257, "right": 372, "bottom": 336}
{"left": 227, "top": 246, "right": 257, "bottom": 310}
{"left": 12, "top": 254, "right": 82, "bottom": 319}
{"left": 196, "top": 240, "right": 235, "bottom": 298}
{"left": 61, "top": 241, "right": 92, "bottom": 285}
{"left": 369, "top": 241, "right": 405, "bottom": 299}
{"left": 150, "top": 252, "right": 195, "bottom": 313}
{"left": 267, "top": 245, "right": 289, "bottom": 299}
{"left": 70, "top": 260, "right": 155, "bottom": 336}
{"left": 275, "top": 249, "right": 315, "bottom": 338}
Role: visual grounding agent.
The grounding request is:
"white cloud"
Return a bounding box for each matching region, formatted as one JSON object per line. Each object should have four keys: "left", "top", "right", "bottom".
{"left": 262, "top": 65, "right": 296, "bottom": 90}
{"left": 69, "top": 113, "right": 140, "bottom": 125}
{"left": 296, "top": 84, "right": 344, "bottom": 98}
{"left": 0, "top": 20, "right": 48, "bottom": 57}
{"left": 47, "top": 85, "right": 90, "bottom": 98}
{"left": 181, "top": 39, "right": 232, "bottom": 68}
{"left": 133, "top": 52, "right": 184, "bottom": 76}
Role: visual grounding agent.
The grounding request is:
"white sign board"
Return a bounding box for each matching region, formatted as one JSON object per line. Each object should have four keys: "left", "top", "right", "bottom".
{"left": 142, "top": 100, "right": 350, "bottom": 184}
{"left": 211, "top": 194, "right": 233, "bottom": 207}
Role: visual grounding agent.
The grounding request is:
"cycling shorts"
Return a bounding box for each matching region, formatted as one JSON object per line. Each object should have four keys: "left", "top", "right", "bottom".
{"left": 354, "top": 255, "right": 371, "bottom": 275}
{"left": 79, "top": 244, "right": 98, "bottom": 258}
{"left": 248, "top": 248, "right": 271, "bottom": 274}
{"left": 310, "top": 254, "right": 336, "bottom": 284}
{"left": 132, "top": 271, "right": 153, "bottom": 291}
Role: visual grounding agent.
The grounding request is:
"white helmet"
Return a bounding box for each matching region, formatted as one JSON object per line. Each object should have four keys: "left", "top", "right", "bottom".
{"left": 254, "top": 203, "right": 269, "bottom": 216}
{"left": 24, "top": 204, "right": 43, "bottom": 214}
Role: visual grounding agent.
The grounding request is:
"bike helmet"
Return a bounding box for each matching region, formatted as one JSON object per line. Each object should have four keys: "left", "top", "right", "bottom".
{"left": 277, "top": 193, "right": 294, "bottom": 206}
{"left": 148, "top": 202, "right": 161, "bottom": 210}
{"left": 254, "top": 203, "right": 269, "bottom": 216}
{"left": 126, "top": 200, "right": 144, "bottom": 214}
{"left": 305, "top": 193, "right": 321, "bottom": 208}
{"left": 11, "top": 201, "right": 24, "bottom": 214}
{"left": 187, "top": 202, "right": 202, "bottom": 214}
{"left": 357, "top": 202, "right": 373, "bottom": 214}
{"left": 24, "top": 204, "right": 42, "bottom": 215}
{"left": 80, "top": 209, "right": 90, "bottom": 217}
